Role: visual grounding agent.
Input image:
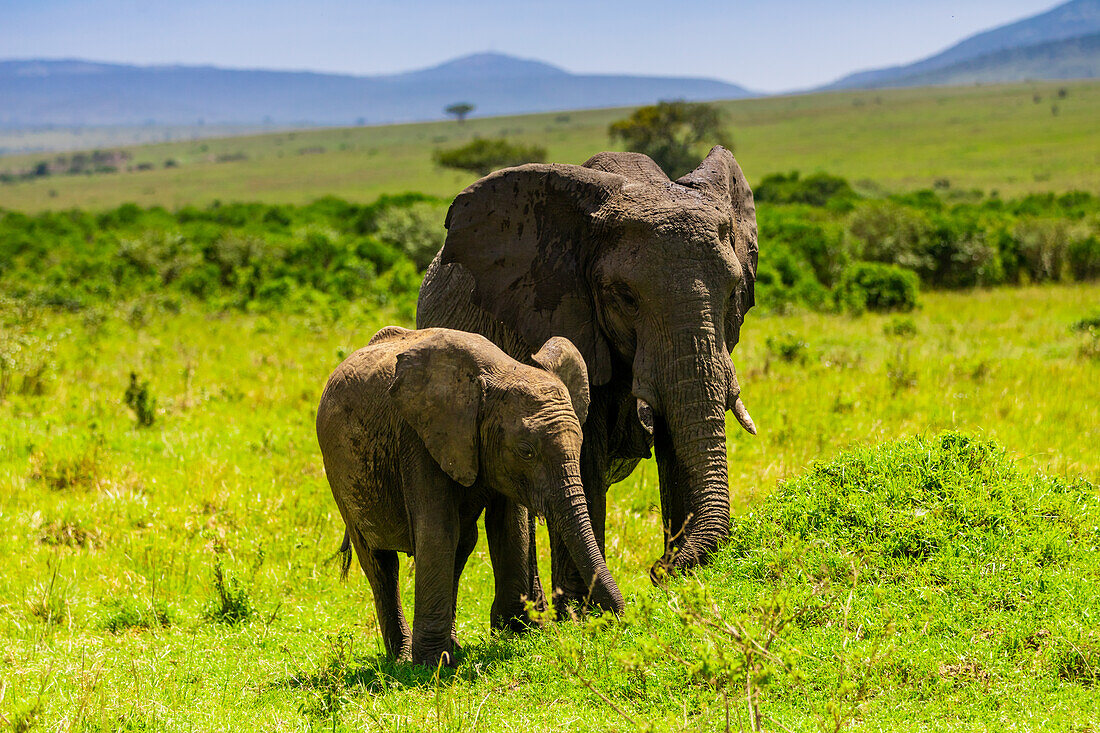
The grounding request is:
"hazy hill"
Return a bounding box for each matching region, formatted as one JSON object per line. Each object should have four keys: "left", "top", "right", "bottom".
{"left": 825, "top": 0, "right": 1100, "bottom": 89}
{"left": 0, "top": 53, "right": 753, "bottom": 127}
{"left": 887, "top": 32, "right": 1100, "bottom": 87}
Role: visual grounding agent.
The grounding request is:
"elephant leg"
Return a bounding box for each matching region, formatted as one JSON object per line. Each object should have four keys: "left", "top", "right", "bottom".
{"left": 449, "top": 518, "right": 479, "bottom": 652}
{"left": 350, "top": 530, "right": 410, "bottom": 660}
{"left": 411, "top": 527, "right": 459, "bottom": 667}
{"left": 403, "top": 446, "right": 462, "bottom": 668}
{"left": 486, "top": 495, "right": 543, "bottom": 631}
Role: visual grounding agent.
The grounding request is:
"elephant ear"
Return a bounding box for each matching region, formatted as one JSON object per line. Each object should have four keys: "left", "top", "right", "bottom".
{"left": 532, "top": 336, "right": 591, "bottom": 426}
{"left": 389, "top": 330, "right": 483, "bottom": 487}
{"left": 582, "top": 151, "right": 670, "bottom": 186}
{"left": 676, "top": 146, "right": 758, "bottom": 346}
{"left": 440, "top": 164, "right": 625, "bottom": 387}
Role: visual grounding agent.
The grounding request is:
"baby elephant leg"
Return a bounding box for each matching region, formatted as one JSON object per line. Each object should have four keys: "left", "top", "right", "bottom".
{"left": 351, "top": 532, "right": 411, "bottom": 660}
{"left": 449, "top": 519, "right": 479, "bottom": 653}
{"left": 411, "top": 523, "right": 460, "bottom": 667}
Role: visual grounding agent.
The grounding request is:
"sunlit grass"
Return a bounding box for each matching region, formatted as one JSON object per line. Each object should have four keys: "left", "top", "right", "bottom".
{"left": 0, "top": 283, "right": 1097, "bottom": 730}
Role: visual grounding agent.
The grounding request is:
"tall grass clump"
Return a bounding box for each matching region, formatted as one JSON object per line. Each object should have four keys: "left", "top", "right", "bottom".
{"left": 527, "top": 433, "right": 1099, "bottom": 728}
{"left": 203, "top": 557, "right": 255, "bottom": 625}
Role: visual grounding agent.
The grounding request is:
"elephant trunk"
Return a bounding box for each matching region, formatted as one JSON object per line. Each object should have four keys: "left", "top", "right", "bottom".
{"left": 652, "top": 336, "right": 732, "bottom": 572}
{"left": 549, "top": 470, "right": 625, "bottom": 614}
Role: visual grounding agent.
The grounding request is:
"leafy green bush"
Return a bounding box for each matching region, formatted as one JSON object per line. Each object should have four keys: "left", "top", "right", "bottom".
{"left": 373, "top": 200, "right": 448, "bottom": 270}
{"left": 2, "top": 179, "right": 1097, "bottom": 320}
{"left": 848, "top": 201, "right": 933, "bottom": 273}
{"left": 0, "top": 194, "right": 446, "bottom": 314}
{"left": 1012, "top": 218, "right": 1073, "bottom": 282}
{"left": 1068, "top": 235, "right": 1100, "bottom": 281}
{"left": 834, "top": 262, "right": 919, "bottom": 313}
{"left": 433, "top": 138, "right": 547, "bottom": 176}
{"left": 754, "top": 171, "right": 857, "bottom": 210}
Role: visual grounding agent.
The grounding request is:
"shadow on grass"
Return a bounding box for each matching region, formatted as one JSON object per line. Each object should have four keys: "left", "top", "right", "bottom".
{"left": 273, "top": 630, "right": 527, "bottom": 697}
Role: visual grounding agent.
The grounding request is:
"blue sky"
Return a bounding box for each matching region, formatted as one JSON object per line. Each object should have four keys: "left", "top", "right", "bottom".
{"left": 0, "top": 0, "right": 1065, "bottom": 92}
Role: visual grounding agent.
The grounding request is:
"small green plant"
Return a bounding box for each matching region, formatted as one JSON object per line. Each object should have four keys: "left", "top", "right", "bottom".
{"left": 98, "top": 598, "right": 172, "bottom": 634}
{"left": 124, "top": 372, "right": 157, "bottom": 427}
{"left": 883, "top": 316, "right": 918, "bottom": 338}
{"left": 886, "top": 346, "right": 917, "bottom": 395}
{"left": 297, "top": 632, "right": 355, "bottom": 723}
{"left": 203, "top": 557, "right": 255, "bottom": 625}
{"left": 38, "top": 518, "right": 100, "bottom": 548}
{"left": 765, "top": 332, "right": 810, "bottom": 363}
{"left": 27, "top": 559, "right": 68, "bottom": 625}
{"left": 29, "top": 440, "right": 102, "bottom": 492}
{"left": 1079, "top": 331, "right": 1100, "bottom": 361}
{"left": 1071, "top": 314, "right": 1100, "bottom": 333}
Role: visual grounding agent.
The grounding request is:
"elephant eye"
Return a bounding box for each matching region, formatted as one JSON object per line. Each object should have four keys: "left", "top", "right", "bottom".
{"left": 608, "top": 282, "right": 639, "bottom": 315}
{"left": 516, "top": 441, "right": 537, "bottom": 461}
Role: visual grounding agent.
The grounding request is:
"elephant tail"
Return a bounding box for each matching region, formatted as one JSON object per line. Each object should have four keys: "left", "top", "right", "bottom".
{"left": 338, "top": 527, "right": 353, "bottom": 581}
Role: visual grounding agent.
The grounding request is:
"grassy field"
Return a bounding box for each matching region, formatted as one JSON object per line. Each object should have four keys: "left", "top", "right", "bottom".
{"left": 1, "top": 284, "right": 1097, "bottom": 730}
{"left": 2, "top": 80, "right": 1100, "bottom": 212}
{"left": 0, "top": 124, "right": 297, "bottom": 158}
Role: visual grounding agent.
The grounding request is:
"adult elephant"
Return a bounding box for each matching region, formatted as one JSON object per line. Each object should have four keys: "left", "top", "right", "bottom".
{"left": 417, "top": 146, "right": 758, "bottom": 611}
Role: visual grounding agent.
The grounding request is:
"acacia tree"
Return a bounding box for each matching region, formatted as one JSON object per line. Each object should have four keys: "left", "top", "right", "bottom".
{"left": 444, "top": 102, "right": 475, "bottom": 123}
{"left": 608, "top": 100, "right": 733, "bottom": 178}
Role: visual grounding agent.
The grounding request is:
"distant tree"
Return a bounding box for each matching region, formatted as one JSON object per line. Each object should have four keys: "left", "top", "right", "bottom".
{"left": 433, "top": 138, "right": 546, "bottom": 176}
{"left": 445, "top": 102, "right": 476, "bottom": 123}
{"left": 608, "top": 100, "right": 733, "bottom": 178}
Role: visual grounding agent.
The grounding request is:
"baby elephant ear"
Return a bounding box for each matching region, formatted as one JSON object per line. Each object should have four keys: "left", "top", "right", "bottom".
{"left": 532, "top": 336, "right": 591, "bottom": 426}
{"left": 389, "top": 331, "right": 482, "bottom": 487}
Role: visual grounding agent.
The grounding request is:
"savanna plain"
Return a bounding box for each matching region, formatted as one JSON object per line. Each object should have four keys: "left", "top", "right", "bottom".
{"left": 1, "top": 82, "right": 1099, "bottom": 731}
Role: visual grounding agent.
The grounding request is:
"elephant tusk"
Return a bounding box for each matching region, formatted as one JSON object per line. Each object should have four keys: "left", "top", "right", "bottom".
{"left": 732, "top": 396, "right": 757, "bottom": 436}
{"left": 636, "top": 398, "right": 654, "bottom": 435}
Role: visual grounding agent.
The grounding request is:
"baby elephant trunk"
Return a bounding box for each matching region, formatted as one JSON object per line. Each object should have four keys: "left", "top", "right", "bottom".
{"left": 549, "top": 473, "right": 625, "bottom": 614}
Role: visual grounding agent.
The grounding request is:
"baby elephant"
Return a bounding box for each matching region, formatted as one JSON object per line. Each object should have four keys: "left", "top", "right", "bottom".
{"left": 317, "top": 326, "right": 624, "bottom": 667}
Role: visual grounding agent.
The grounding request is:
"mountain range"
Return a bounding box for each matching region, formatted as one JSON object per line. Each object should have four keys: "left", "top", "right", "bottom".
{"left": 0, "top": 53, "right": 751, "bottom": 128}
{"left": 1, "top": 0, "right": 1099, "bottom": 132}
{"left": 823, "top": 0, "right": 1100, "bottom": 89}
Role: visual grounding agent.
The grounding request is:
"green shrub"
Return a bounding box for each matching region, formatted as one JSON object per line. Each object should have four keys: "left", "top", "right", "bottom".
{"left": 883, "top": 316, "right": 918, "bottom": 338}
{"left": 765, "top": 332, "right": 810, "bottom": 363}
{"left": 1012, "top": 218, "right": 1075, "bottom": 282}
{"left": 433, "top": 138, "right": 547, "bottom": 176}
{"left": 99, "top": 598, "right": 172, "bottom": 633}
{"left": 755, "top": 171, "right": 858, "bottom": 210}
{"left": 124, "top": 372, "right": 156, "bottom": 427}
{"left": 834, "top": 262, "right": 919, "bottom": 313}
{"left": 373, "top": 200, "right": 449, "bottom": 270}
{"left": 848, "top": 201, "right": 933, "bottom": 274}
{"left": 1068, "top": 235, "right": 1100, "bottom": 281}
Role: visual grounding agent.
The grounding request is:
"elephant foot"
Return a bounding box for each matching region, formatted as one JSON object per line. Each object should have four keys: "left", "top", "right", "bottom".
{"left": 491, "top": 607, "right": 543, "bottom": 633}
{"left": 412, "top": 635, "right": 461, "bottom": 669}
{"left": 412, "top": 645, "right": 459, "bottom": 669}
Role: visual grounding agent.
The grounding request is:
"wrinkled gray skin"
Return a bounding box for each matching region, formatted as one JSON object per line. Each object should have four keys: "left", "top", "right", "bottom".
{"left": 317, "top": 326, "right": 624, "bottom": 667}
{"left": 417, "top": 146, "right": 757, "bottom": 608}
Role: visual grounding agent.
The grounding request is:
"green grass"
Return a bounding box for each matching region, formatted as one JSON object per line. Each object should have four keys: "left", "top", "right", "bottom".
{"left": 3, "top": 79, "right": 1100, "bottom": 212}
{"left": 1, "top": 284, "right": 1097, "bottom": 730}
